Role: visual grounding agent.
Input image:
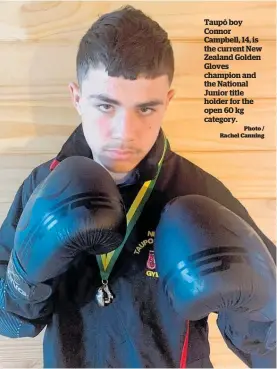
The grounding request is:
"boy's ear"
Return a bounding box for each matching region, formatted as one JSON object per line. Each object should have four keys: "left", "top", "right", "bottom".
{"left": 68, "top": 82, "right": 82, "bottom": 116}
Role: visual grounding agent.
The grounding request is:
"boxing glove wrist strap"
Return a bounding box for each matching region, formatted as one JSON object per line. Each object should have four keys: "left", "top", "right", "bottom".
{"left": 6, "top": 251, "right": 53, "bottom": 303}
{"left": 95, "top": 134, "right": 168, "bottom": 306}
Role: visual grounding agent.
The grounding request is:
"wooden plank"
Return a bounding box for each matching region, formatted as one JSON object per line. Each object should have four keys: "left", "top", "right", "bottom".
{"left": 0, "top": 153, "right": 53, "bottom": 169}
{"left": 0, "top": 2, "right": 275, "bottom": 42}
{"left": 0, "top": 41, "right": 275, "bottom": 100}
{"left": 239, "top": 199, "right": 276, "bottom": 243}
{"left": 0, "top": 333, "right": 44, "bottom": 368}
{"left": 0, "top": 154, "right": 53, "bottom": 203}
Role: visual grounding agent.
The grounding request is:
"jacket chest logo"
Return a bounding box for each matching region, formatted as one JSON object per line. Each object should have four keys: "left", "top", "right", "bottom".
{"left": 146, "top": 250, "right": 156, "bottom": 270}
{"left": 133, "top": 230, "right": 159, "bottom": 278}
{"left": 133, "top": 231, "right": 155, "bottom": 255}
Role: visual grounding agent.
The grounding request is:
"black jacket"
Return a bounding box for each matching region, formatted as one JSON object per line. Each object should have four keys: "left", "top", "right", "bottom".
{"left": 0, "top": 125, "right": 276, "bottom": 368}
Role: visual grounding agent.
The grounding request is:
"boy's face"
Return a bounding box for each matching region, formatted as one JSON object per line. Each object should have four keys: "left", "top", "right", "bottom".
{"left": 69, "top": 67, "right": 174, "bottom": 174}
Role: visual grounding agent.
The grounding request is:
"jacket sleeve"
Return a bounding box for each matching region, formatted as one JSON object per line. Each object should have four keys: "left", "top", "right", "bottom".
{"left": 216, "top": 311, "right": 276, "bottom": 368}
{"left": 201, "top": 171, "right": 276, "bottom": 368}
{"left": 0, "top": 168, "right": 54, "bottom": 338}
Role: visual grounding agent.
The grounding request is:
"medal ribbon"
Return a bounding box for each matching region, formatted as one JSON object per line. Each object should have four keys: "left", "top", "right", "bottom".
{"left": 96, "top": 134, "right": 168, "bottom": 281}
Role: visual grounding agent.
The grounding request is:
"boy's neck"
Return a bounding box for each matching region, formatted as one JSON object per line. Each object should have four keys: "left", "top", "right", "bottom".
{"left": 110, "top": 170, "right": 133, "bottom": 185}
{"left": 94, "top": 158, "right": 133, "bottom": 184}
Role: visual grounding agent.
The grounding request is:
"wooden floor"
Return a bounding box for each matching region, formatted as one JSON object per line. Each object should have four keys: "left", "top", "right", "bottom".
{"left": 0, "top": 1, "right": 275, "bottom": 367}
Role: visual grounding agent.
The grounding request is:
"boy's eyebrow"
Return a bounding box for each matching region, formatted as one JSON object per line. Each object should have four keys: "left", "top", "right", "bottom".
{"left": 88, "top": 94, "right": 164, "bottom": 108}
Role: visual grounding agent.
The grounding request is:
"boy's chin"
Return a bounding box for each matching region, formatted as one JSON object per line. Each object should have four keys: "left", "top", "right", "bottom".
{"left": 105, "top": 162, "right": 136, "bottom": 174}
{"left": 99, "top": 156, "right": 141, "bottom": 174}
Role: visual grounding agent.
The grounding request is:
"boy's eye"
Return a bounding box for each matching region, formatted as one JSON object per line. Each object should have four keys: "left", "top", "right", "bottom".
{"left": 140, "top": 107, "right": 155, "bottom": 115}
{"left": 97, "top": 104, "right": 113, "bottom": 112}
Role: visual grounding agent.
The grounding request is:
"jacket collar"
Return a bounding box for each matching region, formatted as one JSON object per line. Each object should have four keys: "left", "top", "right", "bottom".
{"left": 50, "top": 123, "right": 170, "bottom": 183}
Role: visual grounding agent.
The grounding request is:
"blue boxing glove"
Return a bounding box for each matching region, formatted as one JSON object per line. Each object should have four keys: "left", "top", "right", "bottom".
{"left": 155, "top": 195, "right": 276, "bottom": 356}
{"left": 6, "top": 156, "right": 126, "bottom": 303}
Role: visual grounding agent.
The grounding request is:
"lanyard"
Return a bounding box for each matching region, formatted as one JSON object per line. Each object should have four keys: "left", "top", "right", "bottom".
{"left": 96, "top": 134, "right": 168, "bottom": 282}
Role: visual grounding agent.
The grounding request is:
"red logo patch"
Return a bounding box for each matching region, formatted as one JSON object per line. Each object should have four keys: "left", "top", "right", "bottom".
{"left": 146, "top": 250, "right": 156, "bottom": 270}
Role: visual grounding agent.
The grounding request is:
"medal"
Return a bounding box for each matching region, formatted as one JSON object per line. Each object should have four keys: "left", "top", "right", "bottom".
{"left": 96, "top": 280, "right": 114, "bottom": 307}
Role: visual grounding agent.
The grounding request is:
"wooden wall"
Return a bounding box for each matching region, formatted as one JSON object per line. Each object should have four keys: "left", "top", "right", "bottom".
{"left": 0, "top": 1, "right": 275, "bottom": 368}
